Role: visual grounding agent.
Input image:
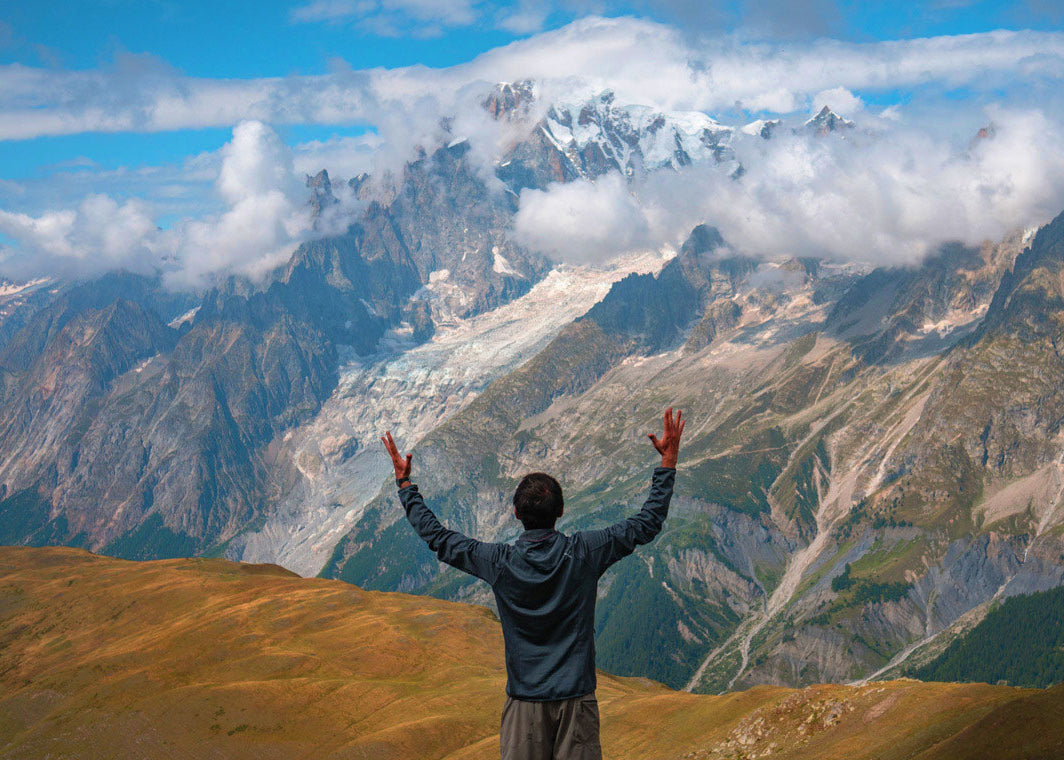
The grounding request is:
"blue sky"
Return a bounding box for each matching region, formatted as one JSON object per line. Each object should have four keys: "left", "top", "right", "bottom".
{"left": 1, "top": 0, "right": 1059, "bottom": 177}
{"left": 0, "top": 1, "right": 1061, "bottom": 286}
{"left": 3, "top": 1, "right": 1061, "bottom": 78}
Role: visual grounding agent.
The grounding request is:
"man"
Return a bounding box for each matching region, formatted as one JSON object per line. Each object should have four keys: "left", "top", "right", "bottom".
{"left": 380, "top": 407, "right": 684, "bottom": 760}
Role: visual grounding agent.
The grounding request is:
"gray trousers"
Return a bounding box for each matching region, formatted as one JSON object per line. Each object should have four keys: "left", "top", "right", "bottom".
{"left": 499, "top": 692, "right": 602, "bottom": 760}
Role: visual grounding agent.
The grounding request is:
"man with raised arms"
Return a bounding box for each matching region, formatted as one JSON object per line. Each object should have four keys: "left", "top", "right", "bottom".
{"left": 381, "top": 407, "right": 684, "bottom": 760}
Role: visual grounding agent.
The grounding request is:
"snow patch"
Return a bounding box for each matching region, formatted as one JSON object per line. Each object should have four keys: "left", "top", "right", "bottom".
{"left": 0, "top": 277, "right": 51, "bottom": 299}
{"left": 916, "top": 303, "right": 989, "bottom": 338}
{"left": 168, "top": 306, "right": 200, "bottom": 328}
{"left": 541, "top": 96, "right": 735, "bottom": 177}
{"left": 492, "top": 248, "right": 520, "bottom": 277}
{"left": 132, "top": 356, "right": 157, "bottom": 373}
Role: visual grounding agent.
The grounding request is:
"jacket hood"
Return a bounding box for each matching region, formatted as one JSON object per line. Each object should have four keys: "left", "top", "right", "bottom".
{"left": 514, "top": 529, "right": 570, "bottom": 575}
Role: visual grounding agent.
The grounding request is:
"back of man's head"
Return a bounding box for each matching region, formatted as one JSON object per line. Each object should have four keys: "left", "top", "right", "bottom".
{"left": 513, "top": 472, "right": 564, "bottom": 530}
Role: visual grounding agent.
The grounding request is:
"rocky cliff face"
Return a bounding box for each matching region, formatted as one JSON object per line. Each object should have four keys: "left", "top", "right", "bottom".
{"left": 0, "top": 131, "right": 548, "bottom": 558}
{"left": 0, "top": 277, "right": 59, "bottom": 360}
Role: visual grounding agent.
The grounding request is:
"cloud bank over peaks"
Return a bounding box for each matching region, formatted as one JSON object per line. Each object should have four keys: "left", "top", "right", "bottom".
{"left": 512, "top": 106, "right": 1064, "bottom": 267}
{"left": 512, "top": 172, "right": 653, "bottom": 264}
{"left": 3, "top": 19, "right": 1062, "bottom": 143}
{"left": 0, "top": 121, "right": 356, "bottom": 290}
{"left": 161, "top": 121, "right": 312, "bottom": 288}
{"left": 0, "top": 195, "right": 160, "bottom": 280}
{"left": 3, "top": 17, "right": 1064, "bottom": 286}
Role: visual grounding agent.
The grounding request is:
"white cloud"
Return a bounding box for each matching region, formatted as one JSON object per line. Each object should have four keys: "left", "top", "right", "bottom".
{"left": 216, "top": 121, "right": 303, "bottom": 207}
{"left": 1, "top": 20, "right": 1061, "bottom": 141}
{"left": 513, "top": 107, "right": 1064, "bottom": 267}
{"left": 494, "top": 0, "right": 551, "bottom": 33}
{"left": 291, "top": 0, "right": 372, "bottom": 23}
{"left": 0, "top": 195, "right": 160, "bottom": 279}
{"left": 292, "top": 132, "right": 384, "bottom": 178}
{"left": 710, "top": 108, "right": 1064, "bottom": 263}
{"left": 291, "top": 0, "right": 478, "bottom": 36}
{"left": 3, "top": 17, "right": 1064, "bottom": 285}
{"left": 810, "top": 86, "right": 862, "bottom": 115}
{"left": 164, "top": 121, "right": 317, "bottom": 288}
{"left": 878, "top": 104, "right": 902, "bottom": 122}
{"left": 512, "top": 172, "right": 652, "bottom": 264}
{"left": 0, "top": 121, "right": 349, "bottom": 289}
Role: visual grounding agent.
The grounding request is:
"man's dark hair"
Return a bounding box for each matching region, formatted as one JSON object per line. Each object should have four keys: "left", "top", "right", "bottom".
{"left": 513, "top": 472, "right": 564, "bottom": 530}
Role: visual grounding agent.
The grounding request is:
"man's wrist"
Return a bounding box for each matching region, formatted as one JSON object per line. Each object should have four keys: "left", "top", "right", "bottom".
{"left": 396, "top": 477, "right": 412, "bottom": 488}
{"left": 660, "top": 457, "right": 677, "bottom": 469}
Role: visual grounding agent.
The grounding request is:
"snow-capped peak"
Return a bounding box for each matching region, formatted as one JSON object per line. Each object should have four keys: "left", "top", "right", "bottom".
{"left": 536, "top": 88, "right": 736, "bottom": 176}
{"left": 803, "top": 105, "right": 855, "bottom": 135}
{"left": 741, "top": 119, "right": 782, "bottom": 139}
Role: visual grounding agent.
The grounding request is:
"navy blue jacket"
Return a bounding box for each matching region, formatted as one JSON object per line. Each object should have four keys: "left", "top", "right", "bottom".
{"left": 398, "top": 466, "right": 675, "bottom": 701}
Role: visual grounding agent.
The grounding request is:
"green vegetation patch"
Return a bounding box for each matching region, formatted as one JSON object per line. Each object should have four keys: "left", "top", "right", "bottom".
{"left": 325, "top": 507, "right": 437, "bottom": 592}
{"left": 913, "top": 585, "right": 1064, "bottom": 688}
{"left": 847, "top": 536, "right": 926, "bottom": 584}
{"left": 26, "top": 514, "right": 89, "bottom": 549}
{"left": 595, "top": 555, "right": 706, "bottom": 690}
{"left": 694, "top": 646, "right": 743, "bottom": 695}
{"left": 889, "top": 443, "right": 983, "bottom": 536}
{"left": 103, "top": 513, "right": 200, "bottom": 560}
{"left": 789, "top": 437, "right": 829, "bottom": 530}
{"left": 657, "top": 514, "right": 730, "bottom": 569}
{"left": 684, "top": 427, "right": 788, "bottom": 516}
{"left": 0, "top": 489, "right": 50, "bottom": 545}
{"left": 830, "top": 563, "right": 912, "bottom": 605}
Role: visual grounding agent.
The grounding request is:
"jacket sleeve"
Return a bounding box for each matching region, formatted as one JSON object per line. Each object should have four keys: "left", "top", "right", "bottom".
{"left": 575, "top": 466, "right": 675, "bottom": 577}
{"left": 398, "top": 483, "right": 503, "bottom": 585}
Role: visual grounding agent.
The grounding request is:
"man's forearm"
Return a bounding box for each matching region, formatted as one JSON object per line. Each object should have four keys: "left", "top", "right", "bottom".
{"left": 398, "top": 483, "right": 441, "bottom": 545}
{"left": 626, "top": 466, "right": 675, "bottom": 545}
{"left": 397, "top": 482, "right": 500, "bottom": 583}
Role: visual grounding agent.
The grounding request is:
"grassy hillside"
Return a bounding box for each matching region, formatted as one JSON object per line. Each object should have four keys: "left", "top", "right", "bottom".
{"left": 1, "top": 546, "right": 1062, "bottom": 759}
{"left": 913, "top": 586, "right": 1064, "bottom": 688}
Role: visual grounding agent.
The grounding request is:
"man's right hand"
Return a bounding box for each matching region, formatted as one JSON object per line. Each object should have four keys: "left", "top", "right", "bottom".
{"left": 648, "top": 407, "right": 685, "bottom": 469}
{"left": 381, "top": 430, "right": 413, "bottom": 485}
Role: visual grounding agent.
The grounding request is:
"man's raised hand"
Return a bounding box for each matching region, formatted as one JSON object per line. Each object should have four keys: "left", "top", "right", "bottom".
{"left": 648, "top": 407, "right": 685, "bottom": 469}
{"left": 381, "top": 430, "right": 413, "bottom": 484}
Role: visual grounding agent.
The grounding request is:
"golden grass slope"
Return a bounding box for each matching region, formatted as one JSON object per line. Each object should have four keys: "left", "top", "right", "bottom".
{"left": 0, "top": 546, "right": 1060, "bottom": 759}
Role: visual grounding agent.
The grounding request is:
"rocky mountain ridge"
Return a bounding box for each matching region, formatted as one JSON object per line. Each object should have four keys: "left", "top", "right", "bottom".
{"left": 485, "top": 80, "right": 857, "bottom": 193}
{"left": 0, "top": 133, "right": 546, "bottom": 557}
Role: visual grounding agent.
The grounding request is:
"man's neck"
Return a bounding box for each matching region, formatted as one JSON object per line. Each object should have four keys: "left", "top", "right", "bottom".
{"left": 518, "top": 527, "right": 558, "bottom": 541}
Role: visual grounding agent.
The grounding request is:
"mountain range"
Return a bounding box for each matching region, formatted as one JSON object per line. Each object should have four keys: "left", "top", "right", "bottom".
{"left": 1, "top": 79, "right": 1063, "bottom": 695}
